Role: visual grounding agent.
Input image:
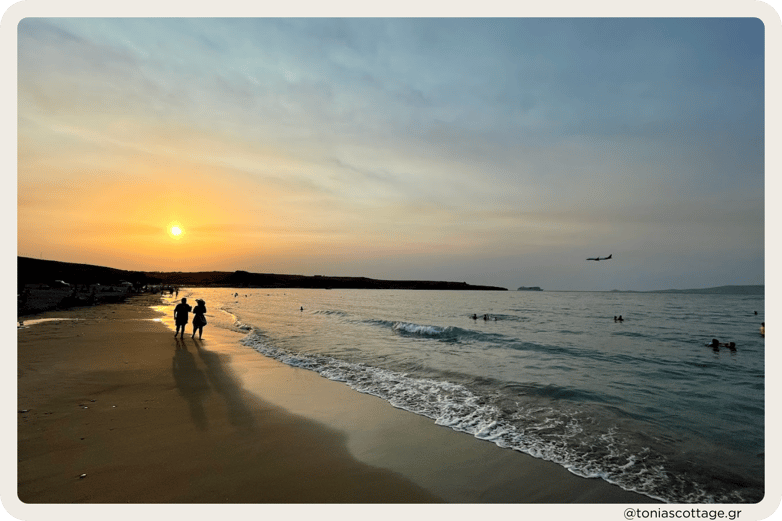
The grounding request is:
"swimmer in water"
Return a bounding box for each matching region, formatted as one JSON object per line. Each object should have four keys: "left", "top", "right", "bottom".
{"left": 707, "top": 339, "right": 737, "bottom": 350}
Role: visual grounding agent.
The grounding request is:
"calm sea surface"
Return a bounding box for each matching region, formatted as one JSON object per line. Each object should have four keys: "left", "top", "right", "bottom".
{"left": 174, "top": 288, "right": 765, "bottom": 503}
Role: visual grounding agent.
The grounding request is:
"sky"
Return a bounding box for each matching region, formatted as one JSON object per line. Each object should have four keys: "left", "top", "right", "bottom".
{"left": 15, "top": 15, "right": 767, "bottom": 291}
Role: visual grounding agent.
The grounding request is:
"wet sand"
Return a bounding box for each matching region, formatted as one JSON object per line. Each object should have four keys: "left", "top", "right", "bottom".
{"left": 14, "top": 293, "right": 656, "bottom": 509}
{"left": 16, "top": 295, "right": 438, "bottom": 504}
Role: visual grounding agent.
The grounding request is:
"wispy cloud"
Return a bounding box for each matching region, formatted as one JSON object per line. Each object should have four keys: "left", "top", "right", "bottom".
{"left": 17, "top": 17, "right": 764, "bottom": 290}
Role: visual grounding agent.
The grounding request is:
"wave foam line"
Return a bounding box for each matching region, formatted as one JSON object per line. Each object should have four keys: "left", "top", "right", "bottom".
{"left": 239, "top": 331, "right": 752, "bottom": 504}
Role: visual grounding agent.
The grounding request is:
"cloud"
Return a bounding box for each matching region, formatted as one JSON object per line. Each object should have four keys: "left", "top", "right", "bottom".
{"left": 16, "top": 18, "right": 764, "bottom": 289}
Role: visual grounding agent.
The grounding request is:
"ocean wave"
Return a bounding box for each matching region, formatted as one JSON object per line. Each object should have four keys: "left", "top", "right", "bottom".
{"left": 391, "top": 321, "right": 469, "bottom": 340}
{"left": 219, "top": 309, "right": 253, "bottom": 331}
{"left": 238, "top": 330, "right": 758, "bottom": 503}
{"left": 312, "top": 309, "right": 351, "bottom": 317}
{"left": 361, "top": 319, "right": 504, "bottom": 344}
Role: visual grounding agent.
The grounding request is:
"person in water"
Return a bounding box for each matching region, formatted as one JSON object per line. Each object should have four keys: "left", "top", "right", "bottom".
{"left": 707, "top": 339, "right": 736, "bottom": 350}
{"left": 173, "top": 298, "right": 192, "bottom": 338}
{"left": 761, "top": 323, "right": 765, "bottom": 337}
{"left": 191, "top": 299, "right": 207, "bottom": 339}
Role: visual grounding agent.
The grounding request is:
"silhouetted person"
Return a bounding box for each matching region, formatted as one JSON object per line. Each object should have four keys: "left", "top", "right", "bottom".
{"left": 707, "top": 339, "right": 736, "bottom": 351}
{"left": 192, "top": 299, "right": 207, "bottom": 339}
{"left": 617, "top": 315, "right": 624, "bottom": 322}
{"left": 174, "top": 298, "right": 192, "bottom": 338}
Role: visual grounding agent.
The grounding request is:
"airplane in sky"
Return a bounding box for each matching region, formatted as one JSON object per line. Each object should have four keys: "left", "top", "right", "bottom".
{"left": 586, "top": 254, "right": 612, "bottom": 261}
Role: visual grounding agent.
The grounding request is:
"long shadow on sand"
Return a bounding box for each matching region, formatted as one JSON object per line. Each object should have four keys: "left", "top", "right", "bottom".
{"left": 172, "top": 337, "right": 210, "bottom": 430}
{"left": 193, "top": 338, "right": 256, "bottom": 431}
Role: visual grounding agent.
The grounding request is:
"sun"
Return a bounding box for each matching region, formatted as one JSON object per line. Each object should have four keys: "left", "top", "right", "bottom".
{"left": 167, "top": 221, "right": 185, "bottom": 240}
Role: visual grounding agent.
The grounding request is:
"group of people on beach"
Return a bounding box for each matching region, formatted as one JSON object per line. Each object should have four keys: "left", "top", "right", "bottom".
{"left": 173, "top": 297, "right": 207, "bottom": 339}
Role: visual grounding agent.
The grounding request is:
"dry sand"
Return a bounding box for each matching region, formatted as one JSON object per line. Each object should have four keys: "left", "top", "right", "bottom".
{"left": 14, "top": 293, "right": 656, "bottom": 508}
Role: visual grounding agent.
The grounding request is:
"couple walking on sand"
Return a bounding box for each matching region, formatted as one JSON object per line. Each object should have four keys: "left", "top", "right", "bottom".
{"left": 173, "top": 297, "right": 207, "bottom": 339}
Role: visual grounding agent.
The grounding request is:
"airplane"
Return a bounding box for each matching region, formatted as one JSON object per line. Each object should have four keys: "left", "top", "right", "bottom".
{"left": 586, "top": 254, "right": 612, "bottom": 261}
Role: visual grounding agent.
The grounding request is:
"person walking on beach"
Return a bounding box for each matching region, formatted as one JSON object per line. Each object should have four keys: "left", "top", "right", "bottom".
{"left": 192, "top": 299, "right": 207, "bottom": 339}
{"left": 173, "top": 298, "right": 192, "bottom": 338}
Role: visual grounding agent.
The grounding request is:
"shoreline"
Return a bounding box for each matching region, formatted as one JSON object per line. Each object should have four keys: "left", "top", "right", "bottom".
{"left": 17, "top": 294, "right": 438, "bottom": 504}
{"left": 15, "top": 293, "right": 657, "bottom": 507}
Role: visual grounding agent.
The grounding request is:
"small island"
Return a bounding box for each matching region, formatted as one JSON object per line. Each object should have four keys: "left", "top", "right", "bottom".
{"left": 517, "top": 286, "right": 543, "bottom": 291}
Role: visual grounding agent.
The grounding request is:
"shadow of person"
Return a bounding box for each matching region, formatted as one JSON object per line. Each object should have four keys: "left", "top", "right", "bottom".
{"left": 194, "top": 339, "right": 255, "bottom": 431}
{"left": 172, "top": 337, "right": 210, "bottom": 430}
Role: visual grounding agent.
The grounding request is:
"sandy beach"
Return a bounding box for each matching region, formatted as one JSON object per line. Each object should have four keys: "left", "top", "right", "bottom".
{"left": 15, "top": 293, "right": 656, "bottom": 506}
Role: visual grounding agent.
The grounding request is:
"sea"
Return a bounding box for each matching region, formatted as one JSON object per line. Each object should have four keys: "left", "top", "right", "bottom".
{"left": 170, "top": 287, "right": 765, "bottom": 504}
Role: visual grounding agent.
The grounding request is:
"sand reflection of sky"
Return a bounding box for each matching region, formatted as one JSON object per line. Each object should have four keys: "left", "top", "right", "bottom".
{"left": 18, "top": 317, "right": 164, "bottom": 328}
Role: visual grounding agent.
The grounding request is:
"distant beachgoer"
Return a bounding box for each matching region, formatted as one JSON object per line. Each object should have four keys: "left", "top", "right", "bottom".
{"left": 471, "top": 314, "right": 478, "bottom": 320}
{"left": 707, "top": 339, "right": 736, "bottom": 350}
{"left": 613, "top": 316, "right": 618, "bottom": 322}
{"left": 617, "top": 315, "right": 624, "bottom": 322}
{"left": 191, "top": 299, "right": 207, "bottom": 339}
{"left": 483, "top": 314, "right": 489, "bottom": 321}
{"left": 173, "top": 298, "right": 192, "bottom": 338}
{"left": 300, "top": 306, "right": 304, "bottom": 311}
{"left": 761, "top": 323, "right": 765, "bottom": 337}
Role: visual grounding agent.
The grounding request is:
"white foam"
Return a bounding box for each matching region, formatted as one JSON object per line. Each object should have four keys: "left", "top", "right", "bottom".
{"left": 236, "top": 323, "right": 754, "bottom": 504}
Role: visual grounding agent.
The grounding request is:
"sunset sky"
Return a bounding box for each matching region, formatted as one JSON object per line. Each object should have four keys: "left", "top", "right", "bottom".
{"left": 15, "top": 14, "right": 767, "bottom": 291}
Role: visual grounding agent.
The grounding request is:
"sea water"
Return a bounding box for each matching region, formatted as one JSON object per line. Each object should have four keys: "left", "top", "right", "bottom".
{"left": 173, "top": 288, "right": 764, "bottom": 503}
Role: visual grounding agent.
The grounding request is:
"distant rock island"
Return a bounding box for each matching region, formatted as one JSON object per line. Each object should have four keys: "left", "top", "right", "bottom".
{"left": 517, "top": 286, "right": 543, "bottom": 291}
{"left": 17, "top": 257, "right": 508, "bottom": 291}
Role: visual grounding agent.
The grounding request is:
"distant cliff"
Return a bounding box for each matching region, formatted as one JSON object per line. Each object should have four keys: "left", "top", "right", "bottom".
{"left": 17, "top": 257, "right": 507, "bottom": 291}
